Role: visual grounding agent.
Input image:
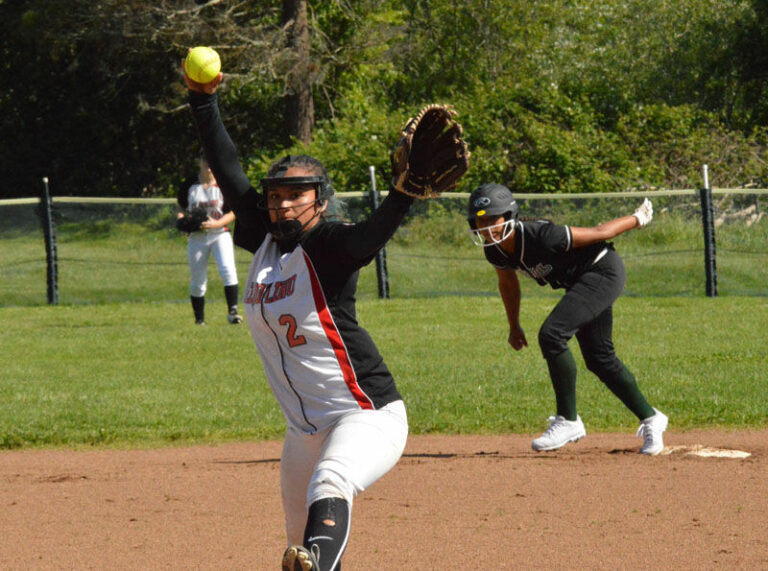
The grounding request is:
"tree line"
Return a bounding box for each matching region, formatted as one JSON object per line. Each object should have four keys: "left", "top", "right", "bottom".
{"left": 3, "top": 0, "right": 768, "bottom": 199}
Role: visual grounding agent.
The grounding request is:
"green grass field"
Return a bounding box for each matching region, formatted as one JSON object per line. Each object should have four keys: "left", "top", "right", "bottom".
{"left": 1, "top": 204, "right": 766, "bottom": 450}
{"left": 1, "top": 295, "right": 765, "bottom": 450}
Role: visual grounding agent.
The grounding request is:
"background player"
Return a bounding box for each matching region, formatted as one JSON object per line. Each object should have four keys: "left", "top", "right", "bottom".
{"left": 467, "top": 183, "right": 668, "bottom": 455}
{"left": 177, "top": 155, "right": 242, "bottom": 325}
{"left": 183, "top": 65, "right": 421, "bottom": 571}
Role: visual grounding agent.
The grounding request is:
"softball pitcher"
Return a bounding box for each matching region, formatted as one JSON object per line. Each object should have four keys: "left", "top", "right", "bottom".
{"left": 177, "top": 156, "right": 242, "bottom": 325}
{"left": 183, "top": 70, "right": 439, "bottom": 571}
{"left": 467, "top": 183, "right": 668, "bottom": 455}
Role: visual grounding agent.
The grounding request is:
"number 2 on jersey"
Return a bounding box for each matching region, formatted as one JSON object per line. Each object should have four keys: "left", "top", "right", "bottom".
{"left": 278, "top": 314, "right": 307, "bottom": 347}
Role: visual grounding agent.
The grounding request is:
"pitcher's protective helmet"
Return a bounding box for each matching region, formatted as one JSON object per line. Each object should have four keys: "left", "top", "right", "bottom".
{"left": 259, "top": 155, "right": 334, "bottom": 241}
{"left": 260, "top": 155, "right": 334, "bottom": 201}
{"left": 466, "top": 183, "right": 519, "bottom": 246}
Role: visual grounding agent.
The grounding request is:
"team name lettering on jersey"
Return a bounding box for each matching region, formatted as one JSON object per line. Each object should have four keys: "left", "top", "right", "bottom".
{"left": 244, "top": 275, "right": 297, "bottom": 304}
{"left": 525, "top": 263, "right": 554, "bottom": 281}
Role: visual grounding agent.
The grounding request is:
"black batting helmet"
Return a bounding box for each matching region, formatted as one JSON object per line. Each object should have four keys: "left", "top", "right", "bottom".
{"left": 467, "top": 183, "right": 518, "bottom": 229}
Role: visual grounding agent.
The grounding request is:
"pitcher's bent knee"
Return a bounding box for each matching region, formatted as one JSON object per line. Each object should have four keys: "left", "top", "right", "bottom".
{"left": 307, "top": 467, "right": 356, "bottom": 507}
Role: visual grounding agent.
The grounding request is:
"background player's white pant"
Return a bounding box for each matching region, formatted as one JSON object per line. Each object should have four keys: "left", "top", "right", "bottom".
{"left": 187, "top": 231, "right": 238, "bottom": 297}
{"left": 280, "top": 400, "right": 408, "bottom": 545}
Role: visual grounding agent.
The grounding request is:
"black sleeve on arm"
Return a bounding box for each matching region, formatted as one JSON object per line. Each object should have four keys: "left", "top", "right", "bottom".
{"left": 338, "top": 189, "right": 414, "bottom": 267}
{"left": 188, "top": 92, "right": 250, "bottom": 204}
{"left": 188, "top": 91, "right": 267, "bottom": 252}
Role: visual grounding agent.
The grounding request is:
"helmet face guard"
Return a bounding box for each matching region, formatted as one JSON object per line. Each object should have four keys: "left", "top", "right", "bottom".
{"left": 259, "top": 156, "right": 335, "bottom": 242}
{"left": 259, "top": 175, "right": 330, "bottom": 242}
{"left": 468, "top": 217, "right": 517, "bottom": 247}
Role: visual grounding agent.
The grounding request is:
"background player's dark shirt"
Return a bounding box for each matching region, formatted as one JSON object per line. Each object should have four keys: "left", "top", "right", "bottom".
{"left": 485, "top": 220, "right": 608, "bottom": 289}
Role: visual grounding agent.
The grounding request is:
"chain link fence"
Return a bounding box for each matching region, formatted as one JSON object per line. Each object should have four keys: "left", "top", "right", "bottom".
{"left": 1, "top": 188, "right": 765, "bottom": 307}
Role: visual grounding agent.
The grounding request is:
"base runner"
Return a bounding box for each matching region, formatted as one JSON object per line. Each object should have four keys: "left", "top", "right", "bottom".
{"left": 467, "top": 183, "right": 668, "bottom": 455}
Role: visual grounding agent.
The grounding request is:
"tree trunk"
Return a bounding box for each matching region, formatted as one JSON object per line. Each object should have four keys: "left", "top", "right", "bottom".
{"left": 282, "top": 0, "right": 314, "bottom": 144}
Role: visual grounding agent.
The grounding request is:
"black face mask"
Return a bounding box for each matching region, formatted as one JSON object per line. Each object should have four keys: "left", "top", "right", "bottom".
{"left": 268, "top": 218, "right": 304, "bottom": 242}
{"left": 264, "top": 199, "right": 326, "bottom": 246}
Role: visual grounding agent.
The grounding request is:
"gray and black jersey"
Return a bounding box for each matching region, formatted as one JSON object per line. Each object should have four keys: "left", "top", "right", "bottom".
{"left": 484, "top": 220, "right": 610, "bottom": 289}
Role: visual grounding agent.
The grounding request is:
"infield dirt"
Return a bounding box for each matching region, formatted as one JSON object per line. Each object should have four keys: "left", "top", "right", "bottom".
{"left": 2, "top": 429, "right": 766, "bottom": 569}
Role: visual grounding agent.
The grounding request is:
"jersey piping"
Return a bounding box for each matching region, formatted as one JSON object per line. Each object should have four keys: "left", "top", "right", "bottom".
{"left": 303, "top": 251, "right": 374, "bottom": 410}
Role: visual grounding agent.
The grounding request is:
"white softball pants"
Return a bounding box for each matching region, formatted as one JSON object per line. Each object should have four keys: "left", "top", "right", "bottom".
{"left": 280, "top": 399, "right": 408, "bottom": 545}
{"left": 187, "top": 231, "right": 238, "bottom": 297}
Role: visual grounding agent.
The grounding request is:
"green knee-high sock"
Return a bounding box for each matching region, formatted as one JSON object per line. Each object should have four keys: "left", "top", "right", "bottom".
{"left": 546, "top": 349, "right": 578, "bottom": 421}
{"left": 601, "top": 365, "right": 654, "bottom": 420}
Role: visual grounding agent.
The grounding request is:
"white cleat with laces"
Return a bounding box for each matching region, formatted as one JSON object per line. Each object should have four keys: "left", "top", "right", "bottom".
{"left": 637, "top": 408, "right": 668, "bottom": 455}
{"left": 532, "top": 415, "right": 587, "bottom": 451}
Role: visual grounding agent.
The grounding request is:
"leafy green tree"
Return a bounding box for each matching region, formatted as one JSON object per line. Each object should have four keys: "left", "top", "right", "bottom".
{"left": 3, "top": 0, "right": 768, "bottom": 200}
{"left": 0, "top": 0, "right": 320, "bottom": 197}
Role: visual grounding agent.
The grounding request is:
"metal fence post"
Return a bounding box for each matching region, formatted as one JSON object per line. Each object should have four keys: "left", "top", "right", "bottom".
{"left": 39, "top": 176, "right": 59, "bottom": 305}
{"left": 368, "top": 166, "right": 390, "bottom": 299}
{"left": 699, "top": 165, "right": 718, "bottom": 297}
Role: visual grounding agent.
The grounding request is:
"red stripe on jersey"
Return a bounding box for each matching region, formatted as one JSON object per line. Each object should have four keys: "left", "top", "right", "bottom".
{"left": 303, "top": 252, "right": 374, "bottom": 409}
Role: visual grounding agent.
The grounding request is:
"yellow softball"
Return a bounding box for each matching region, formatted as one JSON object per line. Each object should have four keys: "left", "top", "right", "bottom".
{"left": 185, "top": 47, "right": 221, "bottom": 84}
